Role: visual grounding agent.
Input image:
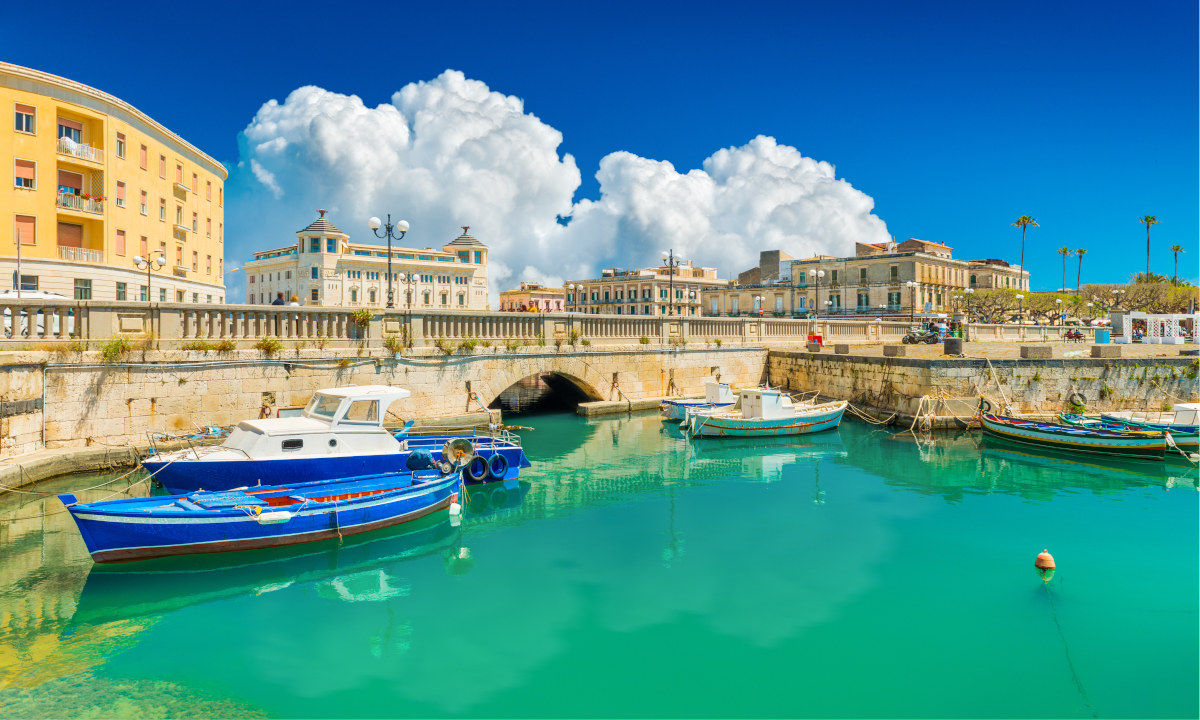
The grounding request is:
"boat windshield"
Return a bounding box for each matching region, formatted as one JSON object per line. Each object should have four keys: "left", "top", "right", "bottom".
{"left": 305, "top": 394, "right": 342, "bottom": 420}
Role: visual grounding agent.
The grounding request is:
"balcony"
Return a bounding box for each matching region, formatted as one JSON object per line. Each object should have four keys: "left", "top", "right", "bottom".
{"left": 173, "top": 266, "right": 188, "bottom": 278}
{"left": 174, "top": 182, "right": 190, "bottom": 194}
{"left": 56, "top": 137, "right": 104, "bottom": 164}
{"left": 58, "top": 245, "right": 103, "bottom": 263}
{"left": 174, "top": 223, "right": 191, "bottom": 236}
{"left": 56, "top": 192, "right": 103, "bottom": 215}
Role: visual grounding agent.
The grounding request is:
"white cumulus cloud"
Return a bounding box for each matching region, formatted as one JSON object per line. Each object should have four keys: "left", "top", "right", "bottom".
{"left": 228, "top": 71, "right": 889, "bottom": 303}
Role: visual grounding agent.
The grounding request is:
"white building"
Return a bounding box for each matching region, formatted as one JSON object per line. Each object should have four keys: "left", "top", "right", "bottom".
{"left": 244, "top": 212, "right": 489, "bottom": 310}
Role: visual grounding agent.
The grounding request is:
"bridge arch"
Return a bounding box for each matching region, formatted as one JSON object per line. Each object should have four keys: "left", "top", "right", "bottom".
{"left": 477, "top": 356, "right": 609, "bottom": 413}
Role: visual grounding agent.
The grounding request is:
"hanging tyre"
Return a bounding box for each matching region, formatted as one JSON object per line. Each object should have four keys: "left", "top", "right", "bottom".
{"left": 1067, "top": 391, "right": 1086, "bottom": 407}
{"left": 487, "top": 453, "right": 510, "bottom": 480}
{"left": 464, "top": 456, "right": 490, "bottom": 483}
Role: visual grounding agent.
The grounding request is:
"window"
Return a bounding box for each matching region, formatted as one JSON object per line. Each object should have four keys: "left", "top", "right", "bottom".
{"left": 73, "top": 278, "right": 92, "bottom": 300}
{"left": 457, "top": 293, "right": 465, "bottom": 306}
{"left": 159, "top": 198, "right": 166, "bottom": 221}
{"left": 139, "top": 285, "right": 148, "bottom": 301}
{"left": 191, "top": 173, "right": 197, "bottom": 193}
{"left": 175, "top": 164, "right": 183, "bottom": 184}
{"left": 831, "top": 269, "right": 840, "bottom": 285}
{"left": 175, "top": 206, "right": 182, "bottom": 225}
{"left": 192, "top": 251, "right": 198, "bottom": 271}
{"left": 57, "top": 221, "right": 83, "bottom": 248}
{"left": 888, "top": 291, "right": 901, "bottom": 309}
{"left": 139, "top": 236, "right": 148, "bottom": 255}
{"left": 14, "top": 215, "right": 35, "bottom": 245}
{"left": 350, "top": 289, "right": 358, "bottom": 303}
{"left": 310, "top": 267, "right": 319, "bottom": 279}
{"left": 116, "top": 282, "right": 127, "bottom": 301}
{"left": 311, "top": 288, "right": 319, "bottom": 302}
{"left": 219, "top": 188, "right": 223, "bottom": 206}
{"left": 11, "top": 274, "right": 37, "bottom": 291}
{"left": 326, "top": 238, "right": 336, "bottom": 253}
{"left": 309, "top": 238, "right": 319, "bottom": 253}
{"left": 115, "top": 131, "right": 126, "bottom": 158}
{"left": 440, "top": 292, "right": 448, "bottom": 305}
{"left": 115, "top": 229, "right": 126, "bottom": 255}
{"left": 191, "top": 211, "right": 198, "bottom": 231}
{"left": 206, "top": 181, "right": 211, "bottom": 201}
{"left": 57, "top": 118, "right": 81, "bottom": 143}
{"left": 474, "top": 251, "right": 482, "bottom": 263}
{"left": 140, "top": 190, "right": 148, "bottom": 214}
{"left": 857, "top": 292, "right": 869, "bottom": 309}
{"left": 206, "top": 254, "right": 212, "bottom": 274}
{"left": 731, "top": 298, "right": 739, "bottom": 314}
{"left": 14, "top": 104, "right": 34, "bottom": 134}
{"left": 368, "top": 289, "right": 376, "bottom": 303}
{"left": 14, "top": 159, "right": 34, "bottom": 189}
{"left": 139, "top": 144, "right": 148, "bottom": 169}
{"left": 970, "top": 274, "right": 977, "bottom": 287}
{"left": 177, "top": 290, "right": 185, "bottom": 302}
{"left": 115, "top": 181, "right": 126, "bottom": 207}
{"left": 218, "top": 259, "right": 222, "bottom": 276}
{"left": 206, "top": 217, "right": 211, "bottom": 236}
{"left": 176, "top": 246, "right": 183, "bottom": 266}
{"left": 192, "top": 292, "right": 198, "bottom": 303}
{"left": 206, "top": 294, "right": 212, "bottom": 303}
{"left": 159, "top": 288, "right": 167, "bottom": 301}
{"left": 859, "top": 267, "right": 867, "bottom": 282}
{"left": 423, "top": 291, "right": 430, "bottom": 304}
{"left": 159, "top": 155, "right": 166, "bottom": 178}
{"left": 775, "top": 296, "right": 784, "bottom": 313}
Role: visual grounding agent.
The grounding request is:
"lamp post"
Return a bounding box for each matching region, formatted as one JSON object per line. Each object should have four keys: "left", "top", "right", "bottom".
{"left": 809, "top": 269, "right": 825, "bottom": 319}
{"left": 396, "top": 272, "right": 417, "bottom": 309}
{"left": 906, "top": 280, "right": 918, "bottom": 326}
{"left": 688, "top": 289, "right": 696, "bottom": 316}
{"left": 133, "top": 251, "right": 167, "bottom": 307}
{"left": 568, "top": 283, "right": 578, "bottom": 312}
{"left": 754, "top": 294, "right": 764, "bottom": 317}
{"left": 367, "top": 215, "right": 409, "bottom": 309}
{"left": 1055, "top": 297, "right": 1063, "bottom": 326}
{"left": 1086, "top": 301, "right": 1094, "bottom": 323}
{"left": 660, "top": 249, "right": 680, "bottom": 316}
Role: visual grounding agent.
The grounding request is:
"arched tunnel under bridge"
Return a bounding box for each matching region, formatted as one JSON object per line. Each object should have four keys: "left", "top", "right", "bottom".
{"left": 489, "top": 372, "right": 603, "bottom": 415}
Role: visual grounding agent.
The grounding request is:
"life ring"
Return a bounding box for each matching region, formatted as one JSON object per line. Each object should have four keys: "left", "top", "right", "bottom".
{"left": 487, "top": 453, "right": 510, "bottom": 480}
{"left": 978, "top": 398, "right": 993, "bottom": 413}
{"left": 463, "top": 456, "right": 490, "bottom": 483}
{"left": 1067, "top": 391, "right": 1086, "bottom": 407}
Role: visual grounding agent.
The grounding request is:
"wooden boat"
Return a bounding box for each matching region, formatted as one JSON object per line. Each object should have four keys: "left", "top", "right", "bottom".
{"left": 660, "top": 381, "right": 736, "bottom": 421}
{"left": 685, "top": 388, "right": 846, "bottom": 438}
{"left": 980, "top": 413, "right": 1165, "bottom": 460}
{"left": 1058, "top": 413, "right": 1161, "bottom": 434}
{"left": 1101, "top": 403, "right": 1199, "bottom": 435}
{"left": 140, "top": 385, "right": 530, "bottom": 493}
{"left": 59, "top": 467, "right": 462, "bottom": 563}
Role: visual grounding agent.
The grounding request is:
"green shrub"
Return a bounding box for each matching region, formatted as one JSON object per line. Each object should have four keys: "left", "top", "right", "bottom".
{"left": 213, "top": 339, "right": 236, "bottom": 353}
{"left": 434, "top": 338, "right": 453, "bottom": 356}
{"left": 254, "top": 336, "right": 283, "bottom": 356}
{"left": 383, "top": 334, "right": 405, "bottom": 354}
{"left": 99, "top": 337, "right": 133, "bottom": 362}
{"left": 536, "top": 333, "right": 546, "bottom": 347}
{"left": 180, "top": 340, "right": 212, "bottom": 352}
{"left": 713, "top": 338, "right": 722, "bottom": 348}
{"left": 581, "top": 338, "right": 591, "bottom": 347}
{"left": 639, "top": 335, "right": 650, "bottom": 345}
{"left": 568, "top": 329, "right": 581, "bottom": 347}
{"left": 351, "top": 309, "right": 372, "bottom": 328}
{"left": 457, "top": 337, "right": 479, "bottom": 354}
{"left": 505, "top": 338, "right": 521, "bottom": 353}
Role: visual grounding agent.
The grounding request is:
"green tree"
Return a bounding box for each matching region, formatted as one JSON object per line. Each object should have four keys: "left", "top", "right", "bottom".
{"left": 1075, "top": 248, "right": 1086, "bottom": 293}
{"left": 1169, "top": 244, "right": 1185, "bottom": 284}
{"left": 1013, "top": 216, "right": 1038, "bottom": 286}
{"left": 1057, "top": 246, "right": 1071, "bottom": 292}
{"left": 1139, "top": 215, "right": 1158, "bottom": 276}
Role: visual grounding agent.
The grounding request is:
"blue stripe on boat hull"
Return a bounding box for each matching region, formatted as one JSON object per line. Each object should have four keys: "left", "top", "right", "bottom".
{"left": 690, "top": 408, "right": 846, "bottom": 437}
{"left": 980, "top": 415, "right": 1165, "bottom": 460}
{"left": 660, "top": 400, "right": 734, "bottom": 421}
{"left": 145, "top": 445, "right": 527, "bottom": 494}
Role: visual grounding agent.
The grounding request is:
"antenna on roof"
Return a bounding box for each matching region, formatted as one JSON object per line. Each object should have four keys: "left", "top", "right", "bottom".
{"left": 461, "top": 226, "right": 470, "bottom": 234}
{"left": 318, "top": 209, "right": 326, "bottom": 218}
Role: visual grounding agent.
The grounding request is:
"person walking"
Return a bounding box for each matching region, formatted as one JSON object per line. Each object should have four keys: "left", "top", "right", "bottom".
{"left": 271, "top": 292, "right": 285, "bottom": 305}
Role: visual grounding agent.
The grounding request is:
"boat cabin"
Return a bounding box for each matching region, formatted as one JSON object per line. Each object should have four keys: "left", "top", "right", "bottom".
{"left": 704, "top": 381, "right": 735, "bottom": 404}
{"left": 221, "top": 386, "right": 411, "bottom": 459}
{"left": 736, "top": 388, "right": 794, "bottom": 420}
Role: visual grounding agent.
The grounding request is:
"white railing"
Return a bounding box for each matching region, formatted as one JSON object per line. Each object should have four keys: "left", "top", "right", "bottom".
{"left": 57, "top": 245, "right": 103, "bottom": 263}
{"left": 56, "top": 137, "right": 104, "bottom": 163}
{"left": 56, "top": 192, "right": 103, "bottom": 214}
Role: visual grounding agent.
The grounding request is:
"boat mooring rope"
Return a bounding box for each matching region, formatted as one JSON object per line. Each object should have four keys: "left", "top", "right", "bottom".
{"left": 1044, "top": 583, "right": 1099, "bottom": 718}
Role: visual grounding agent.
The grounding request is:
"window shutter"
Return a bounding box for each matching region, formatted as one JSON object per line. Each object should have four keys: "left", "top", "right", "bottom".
{"left": 115, "top": 229, "right": 126, "bottom": 255}
{"left": 57, "top": 222, "right": 83, "bottom": 248}
{"left": 14, "top": 215, "right": 35, "bottom": 245}
{"left": 14, "top": 159, "right": 34, "bottom": 181}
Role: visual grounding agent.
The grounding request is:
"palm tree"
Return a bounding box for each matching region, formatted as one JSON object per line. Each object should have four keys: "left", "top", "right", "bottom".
{"left": 1170, "top": 244, "right": 1185, "bottom": 284}
{"left": 1058, "top": 246, "right": 1070, "bottom": 292}
{"left": 1075, "top": 248, "right": 1086, "bottom": 292}
{"left": 1013, "top": 216, "right": 1038, "bottom": 290}
{"left": 1139, "top": 215, "right": 1158, "bottom": 276}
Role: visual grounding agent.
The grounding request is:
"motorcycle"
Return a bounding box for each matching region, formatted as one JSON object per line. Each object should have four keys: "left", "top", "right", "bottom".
{"left": 901, "top": 330, "right": 941, "bottom": 344}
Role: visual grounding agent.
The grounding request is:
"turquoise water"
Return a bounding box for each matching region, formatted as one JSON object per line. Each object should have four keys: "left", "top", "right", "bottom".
{"left": 1, "top": 413, "right": 1196, "bottom": 718}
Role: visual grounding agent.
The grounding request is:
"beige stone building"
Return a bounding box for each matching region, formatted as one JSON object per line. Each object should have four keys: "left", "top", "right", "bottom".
{"left": 244, "top": 214, "right": 489, "bottom": 309}
{"left": 567, "top": 260, "right": 728, "bottom": 316}
{"left": 499, "top": 282, "right": 565, "bottom": 312}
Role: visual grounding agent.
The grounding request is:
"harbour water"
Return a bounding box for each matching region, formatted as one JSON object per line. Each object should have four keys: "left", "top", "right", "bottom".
{"left": 1, "top": 412, "right": 1196, "bottom": 718}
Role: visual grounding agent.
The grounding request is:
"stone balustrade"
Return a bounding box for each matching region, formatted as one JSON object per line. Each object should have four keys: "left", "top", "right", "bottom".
{"left": 0, "top": 299, "right": 1098, "bottom": 348}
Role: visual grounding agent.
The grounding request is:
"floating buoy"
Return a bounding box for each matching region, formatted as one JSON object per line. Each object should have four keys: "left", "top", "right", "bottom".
{"left": 448, "top": 502, "right": 462, "bottom": 516}
{"left": 1035, "top": 549, "right": 1056, "bottom": 583}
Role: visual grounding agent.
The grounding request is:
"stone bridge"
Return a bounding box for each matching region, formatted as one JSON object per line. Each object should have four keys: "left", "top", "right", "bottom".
{"left": 0, "top": 346, "right": 770, "bottom": 456}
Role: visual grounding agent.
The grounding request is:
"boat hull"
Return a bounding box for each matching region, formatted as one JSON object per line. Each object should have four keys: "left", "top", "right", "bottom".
{"left": 981, "top": 414, "right": 1165, "bottom": 460}
{"left": 688, "top": 405, "right": 846, "bottom": 437}
{"left": 1098, "top": 415, "right": 1199, "bottom": 449}
{"left": 660, "top": 399, "right": 735, "bottom": 421}
{"left": 64, "top": 474, "right": 459, "bottom": 563}
{"left": 144, "top": 438, "right": 528, "bottom": 494}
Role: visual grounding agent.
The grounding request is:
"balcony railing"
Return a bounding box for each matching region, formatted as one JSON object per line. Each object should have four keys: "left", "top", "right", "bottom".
{"left": 58, "top": 245, "right": 103, "bottom": 263}
{"left": 56, "top": 192, "right": 103, "bottom": 215}
{"left": 56, "top": 137, "right": 104, "bottom": 164}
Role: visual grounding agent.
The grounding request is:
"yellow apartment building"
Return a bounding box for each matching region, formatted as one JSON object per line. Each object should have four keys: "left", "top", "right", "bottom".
{"left": 2, "top": 61, "right": 227, "bottom": 302}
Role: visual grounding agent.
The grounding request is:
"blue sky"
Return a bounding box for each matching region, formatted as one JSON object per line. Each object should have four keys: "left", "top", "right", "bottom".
{"left": 3, "top": 0, "right": 1196, "bottom": 290}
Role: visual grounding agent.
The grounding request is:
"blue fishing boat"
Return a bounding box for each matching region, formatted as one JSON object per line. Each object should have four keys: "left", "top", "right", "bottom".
{"left": 660, "top": 381, "right": 736, "bottom": 421}
{"left": 141, "top": 385, "right": 530, "bottom": 494}
{"left": 980, "top": 413, "right": 1165, "bottom": 460}
{"left": 685, "top": 388, "right": 847, "bottom": 438}
{"left": 1100, "top": 404, "right": 1199, "bottom": 449}
{"left": 59, "top": 464, "right": 463, "bottom": 563}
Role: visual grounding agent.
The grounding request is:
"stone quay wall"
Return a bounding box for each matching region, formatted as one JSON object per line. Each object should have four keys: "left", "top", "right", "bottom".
{"left": 768, "top": 351, "right": 1199, "bottom": 426}
{"left": 0, "top": 346, "right": 769, "bottom": 456}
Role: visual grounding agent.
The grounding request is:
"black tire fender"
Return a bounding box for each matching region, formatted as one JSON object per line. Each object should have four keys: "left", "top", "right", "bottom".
{"left": 1067, "top": 391, "right": 1086, "bottom": 407}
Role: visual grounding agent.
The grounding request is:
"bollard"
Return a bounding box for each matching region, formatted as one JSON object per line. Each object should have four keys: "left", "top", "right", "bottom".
{"left": 834, "top": 343, "right": 850, "bottom": 355}
{"left": 805, "top": 342, "right": 822, "bottom": 353}
{"left": 883, "top": 344, "right": 906, "bottom": 357}
{"left": 944, "top": 337, "right": 964, "bottom": 355}
{"left": 1091, "top": 345, "right": 1121, "bottom": 358}
{"left": 1020, "top": 345, "right": 1052, "bottom": 359}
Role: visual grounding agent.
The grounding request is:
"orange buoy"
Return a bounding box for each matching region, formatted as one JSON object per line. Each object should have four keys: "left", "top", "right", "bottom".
{"left": 1035, "top": 549, "right": 1055, "bottom": 569}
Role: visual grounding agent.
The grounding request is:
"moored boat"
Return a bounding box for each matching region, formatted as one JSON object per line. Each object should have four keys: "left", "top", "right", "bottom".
{"left": 60, "top": 465, "right": 463, "bottom": 564}
{"left": 980, "top": 413, "right": 1165, "bottom": 460}
{"left": 660, "top": 381, "right": 736, "bottom": 421}
{"left": 685, "top": 388, "right": 847, "bottom": 438}
{"left": 141, "top": 385, "right": 530, "bottom": 493}
{"left": 1100, "top": 403, "right": 1199, "bottom": 445}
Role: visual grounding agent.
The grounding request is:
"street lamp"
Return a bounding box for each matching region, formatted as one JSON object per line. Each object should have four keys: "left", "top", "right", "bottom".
{"left": 133, "top": 251, "right": 167, "bottom": 306}
{"left": 809, "top": 269, "right": 825, "bottom": 318}
{"left": 1015, "top": 293, "right": 1024, "bottom": 325}
{"left": 568, "top": 283, "right": 577, "bottom": 312}
{"left": 368, "top": 214, "right": 409, "bottom": 308}
{"left": 688, "top": 289, "right": 697, "bottom": 316}
{"left": 1086, "top": 301, "right": 1094, "bottom": 322}
{"left": 1055, "top": 297, "right": 1063, "bottom": 325}
{"left": 660, "top": 249, "right": 680, "bottom": 316}
{"left": 905, "top": 280, "right": 918, "bottom": 326}
{"left": 964, "top": 287, "right": 974, "bottom": 322}
{"left": 396, "top": 272, "right": 416, "bottom": 309}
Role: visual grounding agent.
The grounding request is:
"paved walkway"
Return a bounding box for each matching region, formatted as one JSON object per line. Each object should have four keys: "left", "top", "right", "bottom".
{"left": 828, "top": 341, "right": 1198, "bottom": 360}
